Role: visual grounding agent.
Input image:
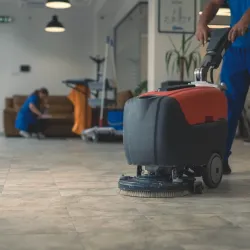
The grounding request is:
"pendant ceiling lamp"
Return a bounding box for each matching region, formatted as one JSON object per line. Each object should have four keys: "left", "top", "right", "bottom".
{"left": 46, "top": 0, "right": 71, "bottom": 9}
{"left": 45, "top": 15, "right": 65, "bottom": 33}
{"left": 199, "top": 2, "right": 230, "bottom": 16}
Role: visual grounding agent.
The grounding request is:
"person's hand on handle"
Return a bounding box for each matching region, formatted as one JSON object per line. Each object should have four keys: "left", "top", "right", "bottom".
{"left": 196, "top": 0, "right": 225, "bottom": 45}
{"left": 196, "top": 23, "right": 210, "bottom": 46}
{"left": 228, "top": 20, "right": 248, "bottom": 43}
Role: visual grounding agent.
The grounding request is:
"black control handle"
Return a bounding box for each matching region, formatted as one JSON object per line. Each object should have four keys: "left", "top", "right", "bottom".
{"left": 202, "top": 28, "right": 231, "bottom": 70}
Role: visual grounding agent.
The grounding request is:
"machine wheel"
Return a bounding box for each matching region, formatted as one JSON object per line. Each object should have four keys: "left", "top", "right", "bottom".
{"left": 92, "top": 132, "right": 99, "bottom": 142}
{"left": 202, "top": 153, "right": 223, "bottom": 188}
{"left": 81, "top": 134, "right": 90, "bottom": 142}
{"left": 137, "top": 165, "right": 142, "bottom": 176}
{"left": 194, "top": 181, "right": 204, "bottom": 194}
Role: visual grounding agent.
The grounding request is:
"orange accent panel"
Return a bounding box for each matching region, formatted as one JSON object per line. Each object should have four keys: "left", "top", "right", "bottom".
{"left": 140, "top": 87, "right": 227, "bottom": 125}
{"left": 68, "top": 85, "right": 92, "bottom": 135}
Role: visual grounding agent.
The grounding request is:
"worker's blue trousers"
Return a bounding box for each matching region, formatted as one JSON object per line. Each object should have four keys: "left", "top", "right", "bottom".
{"left": 221, "top": 47, "right": 250, "bottom": 162}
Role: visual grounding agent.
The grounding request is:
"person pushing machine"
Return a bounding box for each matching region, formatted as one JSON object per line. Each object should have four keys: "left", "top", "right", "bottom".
{"left": 196, "top": 0, "right": 250, "bottom": 174}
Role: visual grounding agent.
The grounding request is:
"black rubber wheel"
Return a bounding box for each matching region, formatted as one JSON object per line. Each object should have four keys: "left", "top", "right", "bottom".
{"left": 202, "top": 153, "right": 223, "bottom": 188}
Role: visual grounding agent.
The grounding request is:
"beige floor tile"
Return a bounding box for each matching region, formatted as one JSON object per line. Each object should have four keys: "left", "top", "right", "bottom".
{"left": 72, "top": 215, "right": 159, "bottom": 233}
{"left": 0, "top": 214, "right": 75, "bottom": 234}
{"left": 0, "top": 233, "right": 84, "bottom": 250}
{"left": 0, "top": 137, "right": 248, "bottom": 249}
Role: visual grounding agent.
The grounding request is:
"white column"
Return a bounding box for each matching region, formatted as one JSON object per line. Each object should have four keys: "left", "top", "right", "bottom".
{"left": 147, "top": 0, "right": 157, "bottom": 91}
{"left": 147, "top": 0, "right": 171, "bottom": 91}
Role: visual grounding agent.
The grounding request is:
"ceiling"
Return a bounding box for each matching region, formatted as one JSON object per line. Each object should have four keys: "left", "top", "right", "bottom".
{"left": 0, "top": 0, "right": 230, "bottom": 26}
{"left": 0, "top": 0, "right": 123, "bottom": 18}
{"left": 98, "top": 0, "right": 124, "bottom": 17}
{"left": 0, "top": 0, "right": 94, "bottom": 7}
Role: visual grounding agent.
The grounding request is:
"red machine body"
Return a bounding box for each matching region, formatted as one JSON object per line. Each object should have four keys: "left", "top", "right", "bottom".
{"left": 140, "top": 86, "right": 227, "bottom": 125}
{"left": 123, "top": 85, "right": 228, "bottom": 167}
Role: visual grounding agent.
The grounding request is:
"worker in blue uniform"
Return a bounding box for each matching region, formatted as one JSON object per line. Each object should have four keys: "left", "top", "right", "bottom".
{"left": 196, "top": 0, "right": 250, "bottom": 174}
{"left": 15, "top": 88, "right": 49, "bottom": 138}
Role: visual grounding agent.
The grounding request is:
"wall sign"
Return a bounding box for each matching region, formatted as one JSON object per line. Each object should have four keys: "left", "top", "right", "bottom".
{"left": 158, "top": 0, "right": 197, "bottom": 34}
{"left": 0, "top": 16, "right": 13, "bottom": 24}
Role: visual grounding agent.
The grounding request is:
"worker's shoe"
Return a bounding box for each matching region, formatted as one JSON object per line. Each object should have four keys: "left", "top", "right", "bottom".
{"left": 37, "top": 133, "right": 46, "bottom": 139}
{"left": 223, "top": 161, "right": 232, "bottom": 175}
{"left": 31, "top": 133, "right": 45, "bottom": 139}
{"left": 19, "top": 131, "right": 31, "bottom": 138}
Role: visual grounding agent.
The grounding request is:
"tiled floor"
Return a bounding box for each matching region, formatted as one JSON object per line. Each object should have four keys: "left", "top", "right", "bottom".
{"left": 0, "top": 137, "right": 249, "bottom": 249}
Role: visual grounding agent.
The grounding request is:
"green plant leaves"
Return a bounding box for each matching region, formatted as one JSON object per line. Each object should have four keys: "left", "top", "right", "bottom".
{"left": 181, "top": 33, "right": 185, "bottom": 55}
{"left": 134, "top": 80, "right": 148, "bottom": 96}
{"left": 165, "top": 50, "right": 180, "bottom": 75}
{"left": 165, "top": 34, "right": 201, "bottom": 80}
{"left": 184, "top": 51, "right": 201, "bottom": 78}
{"left": 183, "top": 38, "right": 192, "bottom": 56}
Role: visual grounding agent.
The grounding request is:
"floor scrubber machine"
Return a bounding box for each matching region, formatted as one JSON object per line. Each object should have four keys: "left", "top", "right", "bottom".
{"left": 118, "top": 28, "right": 231, "bottom": 198}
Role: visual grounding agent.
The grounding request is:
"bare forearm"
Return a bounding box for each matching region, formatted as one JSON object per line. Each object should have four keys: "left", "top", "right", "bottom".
{"left": 240, "top": 8, "right": 250, "bottom": 26}
{"left": 198, "top": 1, "right": 222, "bottom": 26}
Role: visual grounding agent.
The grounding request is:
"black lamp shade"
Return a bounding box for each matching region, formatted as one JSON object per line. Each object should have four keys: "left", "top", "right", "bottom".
{"left": 45, "top": 15, "right": 65, "bottom": 33}
{"left": 46, "top": 0, "right": 71, "bottom": 9}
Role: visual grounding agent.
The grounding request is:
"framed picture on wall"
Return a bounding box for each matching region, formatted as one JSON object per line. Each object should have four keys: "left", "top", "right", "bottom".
{"left": 158, "top": 0, "right": 197, "bottom": 34}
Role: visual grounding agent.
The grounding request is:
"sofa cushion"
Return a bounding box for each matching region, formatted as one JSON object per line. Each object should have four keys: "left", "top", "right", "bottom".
{"left": 12, "top": 95, "right": 73, "bottom": 113}
{"left": 48, "top": 104, "right": 73, "bottom": 114}
{"left": 50, "top": 113, "right": 73, "bottom": 119}
{"left": 5, "top": 98, "right": 13, "bottom": 109}
{"left": 48, "top": 96, "right": 71, "bottom": 104}
{"left": 47, "top": 96, "right": 73, "bottom": 114}
{"left": 13, "top": 95, "right": 27, "bottom": 112}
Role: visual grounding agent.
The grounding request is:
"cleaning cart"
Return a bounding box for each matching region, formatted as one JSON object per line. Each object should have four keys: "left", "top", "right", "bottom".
{"left": 81, "top": 36, "right": 123, "bottom": 142}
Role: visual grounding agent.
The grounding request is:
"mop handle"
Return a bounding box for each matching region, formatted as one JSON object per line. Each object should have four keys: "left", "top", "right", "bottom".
{"left": 109, "top": 39, "right": 117, "bottom": 87}
{"left": 99, "top": 36, "right": 111, "bottom": 127}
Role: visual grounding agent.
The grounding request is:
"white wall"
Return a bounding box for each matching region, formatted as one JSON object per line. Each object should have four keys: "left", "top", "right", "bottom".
{"left": 148, "top": 0, "right": 201, "bottom": 90}
{"left": 0, "top": 3, "right": 95, "bottom": 131}
{"left": 96, "top": 0, "right": 201, "bottom": 93}
{"left": 140, "top": 34, "right": 148, "bottom": 82}
{"left": 94, "top": 0, "right": 143, "bottom": 92}
{"left": 115, "top": 11, "right": 141, "bottom": 92}
{"left": 153, "top": 34, "right": 200, "bottom": 86}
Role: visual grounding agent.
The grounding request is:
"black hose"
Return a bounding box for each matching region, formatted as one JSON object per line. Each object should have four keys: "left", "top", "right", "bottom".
{"left": 210, "top": 68, "right": 214, "bottom": 84}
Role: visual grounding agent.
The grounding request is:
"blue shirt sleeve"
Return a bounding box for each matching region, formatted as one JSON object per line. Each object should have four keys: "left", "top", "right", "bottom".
{"left": 28, "top": 94, "right": 39, "bottom": 106}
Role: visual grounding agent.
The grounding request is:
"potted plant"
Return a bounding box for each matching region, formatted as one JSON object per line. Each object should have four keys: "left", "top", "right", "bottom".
{"left": 165, "top": 33, "right": 201, "bottom": 82}
{"left": 134, "top": 80, "right": 148, "bottom": 96}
